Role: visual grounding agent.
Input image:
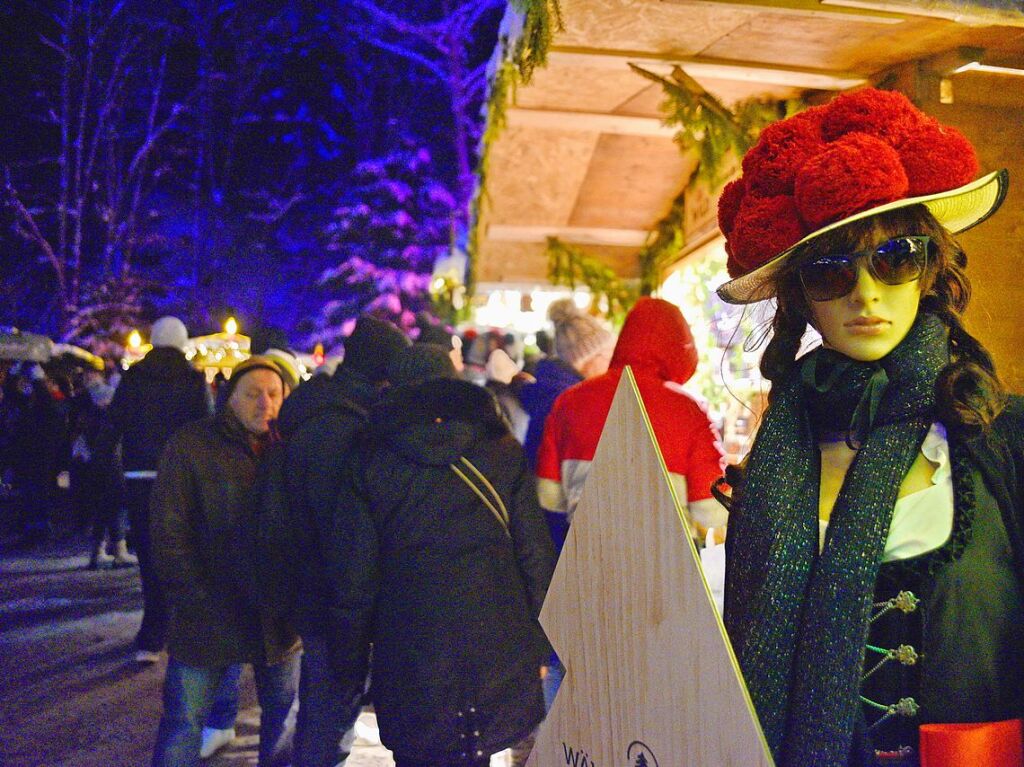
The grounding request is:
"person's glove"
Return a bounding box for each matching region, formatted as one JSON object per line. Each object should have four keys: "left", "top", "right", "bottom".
{"left": 27, "top": 363, "right": 47, "bottom": 382}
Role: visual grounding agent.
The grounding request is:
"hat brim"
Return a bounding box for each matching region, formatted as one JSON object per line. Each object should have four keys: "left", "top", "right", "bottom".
{"left": 716, "top": 168, "right": 1009, "bottom": 305}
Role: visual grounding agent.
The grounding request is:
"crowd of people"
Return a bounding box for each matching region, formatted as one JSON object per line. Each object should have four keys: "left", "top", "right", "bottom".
{"left": 2, "top": 87, "right": 1023, "bottom": 767}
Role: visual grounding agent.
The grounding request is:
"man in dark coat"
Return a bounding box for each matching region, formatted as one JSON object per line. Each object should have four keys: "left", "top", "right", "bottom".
{"left": 333, "top": 345, "right": 556, "bottom": 767}
{"left": 267, "top": 314, "right": 409, "bottom": 767}
{"left": 109, "top": 315, "right": 212, "bottom": 662}
{"left": 150, "top": 356, "right": 300, "bottom": 767}
{"left": 5, "top": 363, "right": 68, "bottom": 546}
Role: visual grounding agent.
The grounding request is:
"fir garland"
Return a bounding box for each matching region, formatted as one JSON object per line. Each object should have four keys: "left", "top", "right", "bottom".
{"left": 509, "top": 0, "right": 563, "bottom": 82}
{"left": 637, "top": 183, "right": 688, "bottom": 296}
{"left": 546, "top": 237, "right": 639, "bottom": 326}
{"left": 553, "top": 67, "right": 793, "bottom": 301}
{"left": 629, "top": 65, "right": 799, "bottom": 290}
{"left": 630, "top": 64, "right": 787, "bottom": 189}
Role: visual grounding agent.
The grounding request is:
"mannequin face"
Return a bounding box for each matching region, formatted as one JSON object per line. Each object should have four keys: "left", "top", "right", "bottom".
{"left": 804, "top": 232, "right": 924, "bottom": 362}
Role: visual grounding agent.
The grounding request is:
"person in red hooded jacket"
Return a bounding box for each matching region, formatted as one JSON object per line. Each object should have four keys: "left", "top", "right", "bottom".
{"left": 535, "top": 297, "right": 727, "bottom": 548}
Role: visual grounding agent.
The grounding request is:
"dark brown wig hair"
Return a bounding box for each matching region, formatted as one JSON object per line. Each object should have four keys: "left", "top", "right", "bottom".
{"left": 761, "top": 203, "right": 1005, "bottom": 431}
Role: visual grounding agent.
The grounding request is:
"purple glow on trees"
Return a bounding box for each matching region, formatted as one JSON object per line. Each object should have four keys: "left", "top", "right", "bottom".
{"left": 310, "top": 135, "right": 457, "bottom": 350}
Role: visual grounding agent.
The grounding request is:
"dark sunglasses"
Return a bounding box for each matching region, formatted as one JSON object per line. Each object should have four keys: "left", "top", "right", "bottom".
{"left": 797, "top": 235, "right": 933, "bottom": 302}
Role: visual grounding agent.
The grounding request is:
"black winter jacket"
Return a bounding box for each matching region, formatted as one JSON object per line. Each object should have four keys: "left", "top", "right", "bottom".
{"left": 338, "top": 378, "right": 556, "bottom": 763}
{"left": 109, "top": 347, "right": 211, "bottom": 472}
{"left": 7, "top": 380, "right": 67, "bottom": 486}
{"left": 69, "top": 396, "right": 124, "bottom": 507}
{"left": 272, "top": 366, "right": 378, "bottom": 635}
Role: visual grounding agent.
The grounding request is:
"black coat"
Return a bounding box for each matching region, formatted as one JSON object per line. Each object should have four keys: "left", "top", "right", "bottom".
{"left": 7, "top": 380, "right": 67, "bottom": 486}
{"left": 69, "top": 396, "right": 123, "bottom": 508}
{"left": 255, "top": 366, "right": 377, "bottom": 634}
{"left": 340, "top": 378, "right": 555, "bottom": 762}
{"left": 109, "top": 347, "right": 211, "bottom": 472}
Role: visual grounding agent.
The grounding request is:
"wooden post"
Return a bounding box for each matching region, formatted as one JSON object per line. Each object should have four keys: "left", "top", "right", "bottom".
{"left": 528, "top": 367, "right": 774, "bottom": 767}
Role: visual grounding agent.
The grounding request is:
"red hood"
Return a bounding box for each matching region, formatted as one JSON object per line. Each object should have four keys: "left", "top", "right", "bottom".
{"left": 609, "top": 297, "right": 698, "bottom": 384}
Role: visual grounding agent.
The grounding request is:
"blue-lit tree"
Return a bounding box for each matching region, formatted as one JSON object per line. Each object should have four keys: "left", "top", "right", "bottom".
{"left": 0, "top": 1, "right": 186, "bottom": 344}
{"left": 310, "top": 134, "right": 457, "bottom": 350}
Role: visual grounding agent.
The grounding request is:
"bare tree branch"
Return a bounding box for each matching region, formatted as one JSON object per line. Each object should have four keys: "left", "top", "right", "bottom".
{"left": 3, "top": 167, "right": 66, "bottom": 298}
{"left": 450, "top": 0, "right": 504, "bottom": 37}
{"left": 350, "top": 26, "right": 447, "bottom": 81}
{"left": 245, "top": 190, "right": 306, "bottom": 224}
{"left": 38, "top": 34, "right": 71, "bottom": 59}
{"left": 350, "top": 0, "right": 447, "bottom": 42}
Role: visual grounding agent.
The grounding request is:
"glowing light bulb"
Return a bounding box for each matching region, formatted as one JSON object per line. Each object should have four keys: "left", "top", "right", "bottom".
{"left": 127, "top": 330, "right": 142, "bottom": 349}
{"left": 225, "top": 317, "right": 238, "bottom": 336}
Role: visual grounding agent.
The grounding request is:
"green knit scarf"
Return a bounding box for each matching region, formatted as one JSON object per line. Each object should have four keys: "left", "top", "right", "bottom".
{"left": 725, "top": 312, "right": 949, "bottom": 766}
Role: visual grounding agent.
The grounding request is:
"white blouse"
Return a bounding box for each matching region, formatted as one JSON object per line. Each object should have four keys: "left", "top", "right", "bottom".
{"left": 818, "top": 422, "right": 955, "bottom": 561}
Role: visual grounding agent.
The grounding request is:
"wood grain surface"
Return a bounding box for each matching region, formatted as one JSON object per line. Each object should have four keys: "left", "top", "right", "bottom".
{"left": 527, "top": 367, "right": 774, "bottom": 767}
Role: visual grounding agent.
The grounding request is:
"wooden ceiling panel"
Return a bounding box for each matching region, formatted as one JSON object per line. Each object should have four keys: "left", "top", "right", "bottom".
{"left": 568, "top": 134, "right": 695, "bottom": 229}
{"left": 686, "top": 76, "right": 803, "bottom": 105}
{"left": 610, "top": 82, "right": 667, "bottom": 116}
{"left": 942, "top": 70, "right": 1024, "bottom": 109}
{"left": 514, "top": 62, "right": 657, "bottom": 114}
{"left": 700, "top": 13, "right": 907, "bottom": 70}
{"left": 484, "top": 126, "right": 600, "bottom": 227}
{"left": 556, "top": 0, "right": 754, "bottom": 55}
{"left": 474, "top": 0, "right": 1024, "bottom": 290}
{"left": 476, "top": 240, "right": 642, "bottom": 283}
{"left": 703, "top": 13, "right": 1023, "bottom": 74}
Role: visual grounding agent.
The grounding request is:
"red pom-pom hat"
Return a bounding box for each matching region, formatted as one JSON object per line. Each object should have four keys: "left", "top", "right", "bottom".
{"left": 795, "top": 133, "right": 909, "bottom": 229}
{"left": 717, "top": 87, "right": 1008, "bottom": 304}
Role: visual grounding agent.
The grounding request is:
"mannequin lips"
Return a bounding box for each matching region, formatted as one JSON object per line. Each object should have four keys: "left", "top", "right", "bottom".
{"left": 845, "top": 316, "right": 890, "bottom": 335}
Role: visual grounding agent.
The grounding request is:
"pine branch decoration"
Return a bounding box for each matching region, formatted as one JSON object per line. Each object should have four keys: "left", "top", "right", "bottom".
{"left": 510, "top": 0, "right": 563, "bottom": 83}
{"left": 467, "top": 1, "right": 562, "bottom": 294}
{"left": 546, "top": 236, "right": 639, "bottom": 326}
{"left": 630, "top": 63, "right": 785, "bottom": 188}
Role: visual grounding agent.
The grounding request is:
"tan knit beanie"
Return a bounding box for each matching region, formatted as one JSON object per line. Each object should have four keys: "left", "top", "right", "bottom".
{"left": 548, "top": 299, "right": 614, "bottom": 368}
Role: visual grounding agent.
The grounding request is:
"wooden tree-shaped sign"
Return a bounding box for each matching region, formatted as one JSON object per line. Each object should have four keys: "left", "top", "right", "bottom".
{"left": 527, "top": 367, "right": 774, "bottom": 767}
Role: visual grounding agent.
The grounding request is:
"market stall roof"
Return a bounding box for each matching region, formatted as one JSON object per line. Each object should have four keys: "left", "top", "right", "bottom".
{"left": 475, "top": 0, "right": 1024, "bottom": 287}
{"left": 0, "top": 329, "right": 54, "bottom": 363}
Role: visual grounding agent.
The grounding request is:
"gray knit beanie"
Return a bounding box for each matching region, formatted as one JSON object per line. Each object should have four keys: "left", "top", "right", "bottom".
{"left": 547, "top": 299, "right": 614, "bottom": 368}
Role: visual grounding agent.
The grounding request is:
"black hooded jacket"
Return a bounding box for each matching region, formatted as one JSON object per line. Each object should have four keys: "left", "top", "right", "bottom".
{"left": 275, "top": 366, "right": 378, "bottom": 634}
{"left": 109, "top": 347, "right": 211, "bottom": 472}
{"left": 335, "top": 378, "right": 555, "bottom": 762}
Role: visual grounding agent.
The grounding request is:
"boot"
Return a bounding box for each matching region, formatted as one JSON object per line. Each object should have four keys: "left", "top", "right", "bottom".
{"left": 112, "top": 539, "right": 138, "bottom": 567}
{"left": 89, "top": 541, "right": 115, "bottom": 569}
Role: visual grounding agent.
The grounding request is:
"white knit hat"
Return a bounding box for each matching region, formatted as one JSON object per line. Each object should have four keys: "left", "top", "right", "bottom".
{"left": 548, "top": 299, "right": 614, "bottom": 368}
{"left": 150, "top": 316, "right": 189, "bottom": 351}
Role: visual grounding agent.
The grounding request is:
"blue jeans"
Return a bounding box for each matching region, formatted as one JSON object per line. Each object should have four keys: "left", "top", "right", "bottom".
{"left": 207, "top": 664, "right": 242, "bottom": 729}
{"left": 151, "top": 654, "right": 300, "bottom": 767}
{"left": 293, "top": 634, "right": 363, "bottom": 767}
{"left": 542, "top": 658, "right": 564, "bottom": 712}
